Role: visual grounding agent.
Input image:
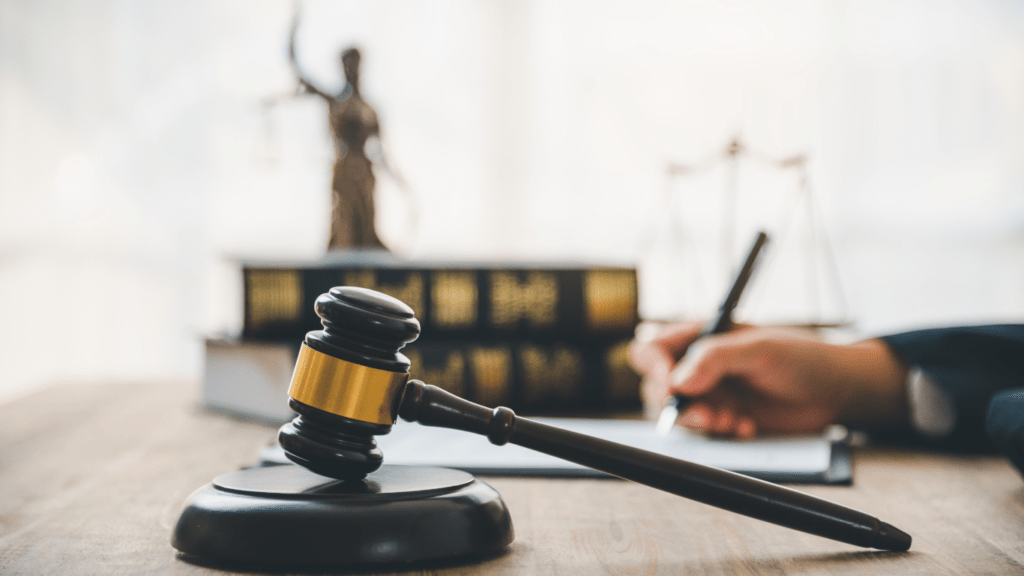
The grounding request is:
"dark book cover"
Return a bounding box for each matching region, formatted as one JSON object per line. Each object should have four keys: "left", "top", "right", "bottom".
{"left": 403, "top": 337, "right": 641, "bottom": 413}
{"left": 242, "top": 254, "right": 639, "bottom": 343}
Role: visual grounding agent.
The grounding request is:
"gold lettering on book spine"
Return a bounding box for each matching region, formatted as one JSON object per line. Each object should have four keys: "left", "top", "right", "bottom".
{"left": 246, "top": 270, "right": 303, "bottom": 331}
{"left": 470, "top": 347, "right": 513, "bottom": 406}
{"left": 584, "top": 270, "right": 638, "bottom": 332}
{"left": 604, "top": 340, "right": 642, "bottom": 402}
{"left": 431, "top": 271, "right": 478, "bottom": 329}
{"left": 489, "top": 271, "right": 558, "bottom": 329}
{"left": 344, "top": 271, "right": 425, "bottom": 319}
{"left": 520, "top": 344, "right": 584, "bottom": 403}
{"left": 406, "top": 349, "right": 467, "bottom": 397}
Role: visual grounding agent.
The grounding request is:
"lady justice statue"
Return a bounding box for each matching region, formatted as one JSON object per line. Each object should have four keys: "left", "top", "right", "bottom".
{"left": 289, "top": 18, "right": 389, "bottom": 250}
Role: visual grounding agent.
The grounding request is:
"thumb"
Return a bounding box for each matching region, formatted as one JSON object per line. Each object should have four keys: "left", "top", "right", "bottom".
{"left": 629, "top": 321, "right": 704, "bottom": 377}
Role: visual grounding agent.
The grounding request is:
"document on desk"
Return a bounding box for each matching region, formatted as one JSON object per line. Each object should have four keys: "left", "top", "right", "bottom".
{"left": 377, "top": 418, "right": 852, "bottom": 485}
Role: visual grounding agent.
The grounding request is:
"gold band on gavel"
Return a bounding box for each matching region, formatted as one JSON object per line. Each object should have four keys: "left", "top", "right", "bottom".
{"left": 288, "top": 344, "right": 409, "bottom": 425}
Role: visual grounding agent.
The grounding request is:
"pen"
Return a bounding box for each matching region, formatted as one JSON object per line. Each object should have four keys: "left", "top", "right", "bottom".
{"left": 656, "top": 230, "right": 769, "bottom": 435}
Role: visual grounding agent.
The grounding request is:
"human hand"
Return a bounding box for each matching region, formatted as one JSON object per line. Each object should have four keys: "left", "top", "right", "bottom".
{"left": 630, "top": 323, "right": 910, "bottom": 438}
{"left": 629, "top": 321, "right": 706, "bottom": 417}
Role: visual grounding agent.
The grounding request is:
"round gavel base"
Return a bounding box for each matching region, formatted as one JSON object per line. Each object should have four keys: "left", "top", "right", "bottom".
{"left": 171, "top": 463, "right": 514, "bottom": 568}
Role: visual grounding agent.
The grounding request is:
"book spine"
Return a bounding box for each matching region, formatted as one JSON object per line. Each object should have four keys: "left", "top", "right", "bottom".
{"left": 242, "top": 266, "right": 639, "bottom": 341}
{"left": 402, "top": 339, "right": 641, "bottom": 413}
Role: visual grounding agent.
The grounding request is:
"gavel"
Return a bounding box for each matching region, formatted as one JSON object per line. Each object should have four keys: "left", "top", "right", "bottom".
{"left": 278, "top": 286, "right": 911, "bottom": 552}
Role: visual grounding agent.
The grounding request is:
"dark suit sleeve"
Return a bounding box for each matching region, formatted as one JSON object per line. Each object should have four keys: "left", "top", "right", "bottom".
{"left": 879, "top": 325, "right": 1024, "bottom": 458}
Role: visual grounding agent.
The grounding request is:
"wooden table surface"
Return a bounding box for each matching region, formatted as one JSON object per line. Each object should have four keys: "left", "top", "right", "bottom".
{"left": 1, "top": 381, "right": 1022, "bottom": 575}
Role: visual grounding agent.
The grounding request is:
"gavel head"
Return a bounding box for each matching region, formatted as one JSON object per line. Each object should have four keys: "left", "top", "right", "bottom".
{"left": 278, "top": 286, "right": 420, "bottom": 480}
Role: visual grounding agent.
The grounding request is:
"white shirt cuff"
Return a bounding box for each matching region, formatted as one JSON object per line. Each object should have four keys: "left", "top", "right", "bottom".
{"left": 907, "top": 367, "right": 956, "bottom": 438}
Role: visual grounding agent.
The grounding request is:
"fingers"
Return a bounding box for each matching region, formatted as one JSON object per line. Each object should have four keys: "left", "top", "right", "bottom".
{"left": 679, "top": 403, "right": 712, "bottom": 429}
{"left": 632, "top": 322, "right": 708, "bottom": 418}
{"left": 630, "top": 322, "right": 707, "bottom": 409}
{"left": 664, "top": 326, "right": 842, "bottom": 439}
{"left": 666, "top": 330, "right": 770, "bottom": 438}
{"left": 629, "top": 321, "right": 705, "bottom": 378}
{"left": 712, "top": 407, "right": 735, "bottom": 434}
{"left": 669, "top": 324, "right": 777, "bottom": 397}
{"left": 669, "top": 334, "right": 758, "bottom": 397}
{"left": 648, "top": 321, "right": 707, "bottom": 357}
{"left": 678, "top": 403, "right": 758, "bottom": 438}
{"left": 735, "top": 417, "right": 757, "bottom": 439}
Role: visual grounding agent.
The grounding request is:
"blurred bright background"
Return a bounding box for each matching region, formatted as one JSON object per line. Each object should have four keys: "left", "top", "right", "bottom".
{"left": 2, "top": 0, "right": 1023, "bottom": 404}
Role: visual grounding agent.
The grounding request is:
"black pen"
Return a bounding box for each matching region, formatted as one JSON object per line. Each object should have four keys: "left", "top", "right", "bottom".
{"left": 656, "top": 230, "right": 770, "bottom": 435}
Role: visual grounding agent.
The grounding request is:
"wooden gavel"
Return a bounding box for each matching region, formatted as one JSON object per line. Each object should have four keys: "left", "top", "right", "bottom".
{"left": 278, "top": 286, "right": 911, "bottom": 552}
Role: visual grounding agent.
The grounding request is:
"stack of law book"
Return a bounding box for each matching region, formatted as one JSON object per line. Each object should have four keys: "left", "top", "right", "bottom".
{"left": 203, "top": 252, "right": 642, "bottom": 422}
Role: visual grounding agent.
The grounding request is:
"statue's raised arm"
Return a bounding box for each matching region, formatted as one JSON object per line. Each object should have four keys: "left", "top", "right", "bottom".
{"left": 288, "top": 12, "right": 332, "bottom": 100}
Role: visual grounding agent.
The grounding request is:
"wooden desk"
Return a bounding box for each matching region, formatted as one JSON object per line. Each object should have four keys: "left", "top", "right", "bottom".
{"left": 1, "top": 382, "right": 1022, "bottom": 575}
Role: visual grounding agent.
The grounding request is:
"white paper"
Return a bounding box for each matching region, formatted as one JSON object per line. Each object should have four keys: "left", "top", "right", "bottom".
{"left": 377, "top": 417, "right": 834, "bottom": 476}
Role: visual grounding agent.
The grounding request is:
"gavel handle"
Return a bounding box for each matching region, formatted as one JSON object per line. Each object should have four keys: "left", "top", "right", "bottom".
{"left": 398, "top": 380, "right": 911, "bottom": 551}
